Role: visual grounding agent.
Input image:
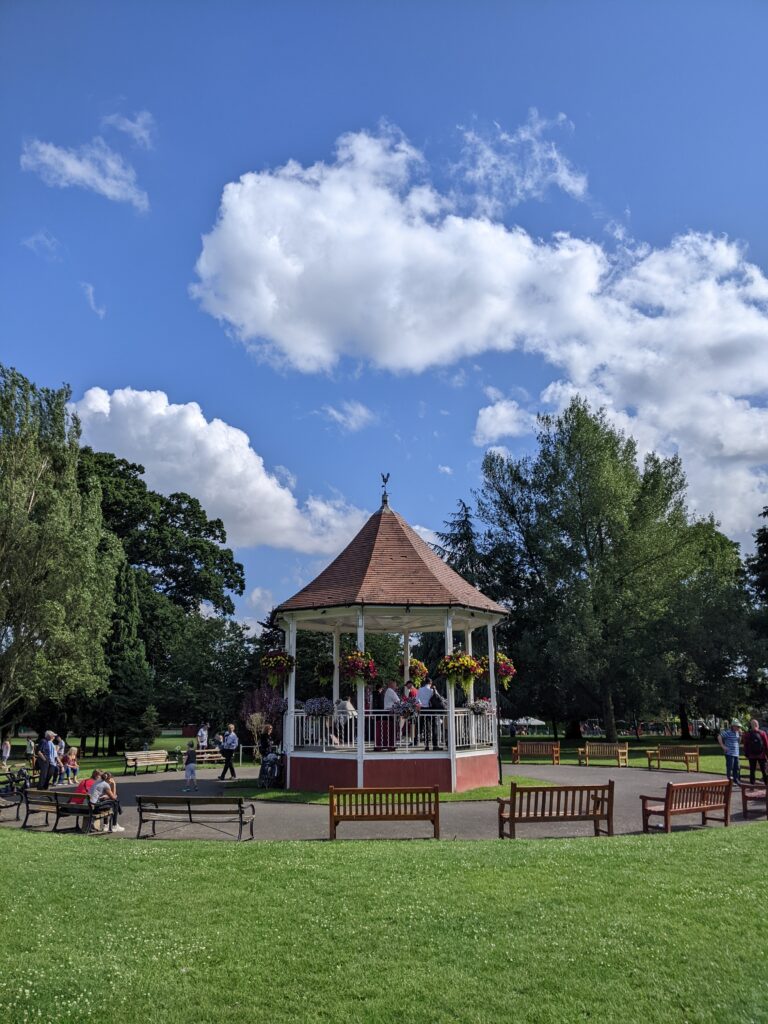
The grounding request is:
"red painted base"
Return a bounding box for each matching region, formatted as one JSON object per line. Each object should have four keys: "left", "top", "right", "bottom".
{"left": 287, "top": 751, "right": 498, "bottom": 793}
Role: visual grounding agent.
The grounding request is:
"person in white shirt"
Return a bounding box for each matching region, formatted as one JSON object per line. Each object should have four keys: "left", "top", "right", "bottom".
{"left": 89, "top": 771, "right": 125, "bottom": 833}
{"left": 381, "top": 681, "right": 398, "bottom": 750}
{"left": 218, "top": 724, "right": 239, "bottom": 780}
{"left": 196, "top": 722, "right": 209, "bottom": 749}
{"left": 0, "top": 735, "right": 10, "bottom": 767}
{"left": 416, "top": 679, "right": 438, "bottom": 750}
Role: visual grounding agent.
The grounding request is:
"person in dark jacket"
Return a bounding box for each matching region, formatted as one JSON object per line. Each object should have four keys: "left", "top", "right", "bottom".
{"left": 744, "top": 719, "right": 768, "bottom": 785}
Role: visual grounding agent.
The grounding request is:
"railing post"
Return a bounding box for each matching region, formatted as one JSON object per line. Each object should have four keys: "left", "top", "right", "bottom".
{"left": 445, "top": 609, "right": 457, "bottom": 791}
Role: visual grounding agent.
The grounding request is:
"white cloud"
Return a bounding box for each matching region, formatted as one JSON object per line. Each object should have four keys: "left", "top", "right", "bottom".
{"left": 458, "top": 109, "right": 588, "bottom": 216}
{"left": 247, "top": 586, "right": 275, "bottom": 618}
{"left": 437, "top": 464, "right": 454, "bottom": 475}
{"left": 101, "top": 110, "right": 155, "bottom": 149}
{"left": 412, "top": 524, "right": 439, "bottom": 547}
{"left": 321, "top": 399, "right": 375, "bottom": 432}
{"left": 487, "top": 445, "right": 511, "bottom": 460}
{"left": 192, "top": 123, "right": 768, "bottom": 540}
{"left": 21, "top": 136, "right": 149, "bottom": 211}
{"left": 80, "top": 282, "right": 106, "bottom": 319}
{"left": 73, "top": 387, "right": 368, "bottom": 554}
{"left": 474, "top": 399, "right": 537, "bottom": 445}
{"left": 21, "top": 229, "right": 61, "bottom": 260}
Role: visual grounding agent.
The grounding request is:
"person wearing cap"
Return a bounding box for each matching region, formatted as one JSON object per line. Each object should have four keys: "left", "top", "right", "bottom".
{"left": 718, "top": 720, "right": 743, "bottom": 786}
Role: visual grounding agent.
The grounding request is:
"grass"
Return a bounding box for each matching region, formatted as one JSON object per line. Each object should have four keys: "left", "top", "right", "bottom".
{"left": 1, "top": 825, "right": 767, "bottom": 1023}
{"left": 230, "top": 777, "right": 551, "bottom": 804}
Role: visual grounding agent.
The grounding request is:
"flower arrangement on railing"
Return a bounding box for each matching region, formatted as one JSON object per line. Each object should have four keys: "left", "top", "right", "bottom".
{"left": 315, "top": 657, "right": 335, "bottom": 688}
{"left": 437, "top": 651, "right": 483, "bottom": 688}
{"left": 303, "top": 697, "right": 335, "bottom": 718}
{"left": 398, "top": 657, "right": 428, "bottom": 683}
{"left": 261, "top": 649, "right": 296, "bottom": 688}
{"left": 339, "top": 650, "right": 378, "bottom": 684}
{"left": 478, "top": 652, "right": 517, "bottom": 690}
{"left": 390, "top": 695, "right": 422, "bottom": 719}
{"left": 466, "top": 698, "right": 492, "bottom": 716}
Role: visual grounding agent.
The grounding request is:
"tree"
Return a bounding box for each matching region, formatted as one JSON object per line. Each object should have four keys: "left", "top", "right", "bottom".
{"left": 476, "top": 397, "right": 712, "bottom": 741}
{"left": 0, "top": 367, "right": 119, "bottom": 727}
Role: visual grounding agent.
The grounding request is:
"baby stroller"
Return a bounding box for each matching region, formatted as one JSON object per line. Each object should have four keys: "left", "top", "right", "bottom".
{"left": 256, "top": 752, "right": 285, "bottom": 790}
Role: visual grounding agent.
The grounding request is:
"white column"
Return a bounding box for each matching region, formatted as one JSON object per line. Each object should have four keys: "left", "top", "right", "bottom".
{"left": 285, "top": 617, "right": 297, "bottom": 788}
{"left": 403, "top": 630, "right": 410, "bottom": 683}
{"left": 487, "top": 623, "right": 498, "bottom": 758}
{"left": 332, "top": 631, "right": 340, "bottom": 704}
{"left": 445, "top": 610, "right": 457, "bottom": 791}
{"left": 356, "top": 608, "right": 365, "bottom": 787}
{"left": 465, "top": 626, "right": 474, "bottom": 702}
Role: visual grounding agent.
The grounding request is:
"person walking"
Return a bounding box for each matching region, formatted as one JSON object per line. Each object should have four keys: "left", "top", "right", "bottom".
{"left": 0, "top": 734, "right": 10, "bottom": 768}
{"left": 183, "top": 742, "right": 199, "bottom": 792}
{"left": 743, "top": 719, "right": 768, "bottom": 785}
{"left": 196, "top": 722, "right": 209, "bottom": 750}
{"left": 718, "top": 720, "right": 743, "bottom": 786}
{"left": 25, "top": 737, "right": 35, "bottom": 767}
{"left": 218, "top": 724, "right": 239, "bottom": 780}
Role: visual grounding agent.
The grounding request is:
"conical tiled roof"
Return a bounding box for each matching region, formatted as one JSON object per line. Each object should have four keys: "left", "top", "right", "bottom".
{"left": 277, "top": 501, "right": 506, "bottom": 616}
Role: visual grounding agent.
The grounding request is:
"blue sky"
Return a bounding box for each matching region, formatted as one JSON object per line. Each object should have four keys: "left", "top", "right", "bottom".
{"left": 3, "top": 1, "right": 768, "bottom": 627}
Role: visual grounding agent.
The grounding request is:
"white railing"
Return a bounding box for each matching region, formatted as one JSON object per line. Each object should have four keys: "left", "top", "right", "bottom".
{"left": 454, "top": 709, "right": 495, "bottom": 749}
{"left": 290, "top": 709, "right": 494, "bottom": 753}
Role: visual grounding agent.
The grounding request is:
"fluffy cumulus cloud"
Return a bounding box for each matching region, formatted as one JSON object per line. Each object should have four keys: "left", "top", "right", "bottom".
{"left": 192, "top": 122, "right": 768, "bottom": 538}
{"left": 73, "top": 387, "right": 367, "bottom": 554}
{"left": 21, "top": 136, "right": 148, "bottom": 211}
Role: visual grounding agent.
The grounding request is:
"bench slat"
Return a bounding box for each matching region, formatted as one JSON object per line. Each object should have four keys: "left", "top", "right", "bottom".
{"left": 328, "top": 786, "right": 440, "bottom": 840}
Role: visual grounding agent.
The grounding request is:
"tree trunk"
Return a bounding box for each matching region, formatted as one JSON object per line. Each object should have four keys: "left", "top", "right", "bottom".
{"left": 551, "top": 718, "right": 559, "bottom": 740}
{"left": 678, "top": 703, "right": 690, "bottom": 740}
{"left": 107, "top": 733, "right": 117, "bottom": 756}
{"left": 81, "top": 732, "right": 88, "bottom": 757}
{"left": 564, "top": 718, "right": 582, "bottom": 740}
{"left": 602, "top": 688, "right": 618, "bottom": 743}
{"left": 93, "top": 728, "right": 100, "bottom": 757}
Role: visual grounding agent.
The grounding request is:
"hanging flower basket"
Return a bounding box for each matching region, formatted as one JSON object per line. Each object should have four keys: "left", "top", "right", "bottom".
{"left": 466, "top": 698, "right": 492, "bottom": 716}
{"left": 390, "top": 695, "right": 422, "bottom": 719}
{"left": 315, "top": 657, "right": 335, "bottom": 688}
{"left": 339, "top": 650, "right": 378, "bottom": 685}
{"left": 437, "top": 652, "right": 483, "bottom": 689}
{"left": 478, "top": 652, "right": 517, "bottom": 691}
{"left": 304, "top": 697, "right": 335, "bottom": 718}
{"left": 398, "top": 658, "right": 428, "bottom": 683}
{"left": 261, "top": 649, "right": 296, "bottom": 688}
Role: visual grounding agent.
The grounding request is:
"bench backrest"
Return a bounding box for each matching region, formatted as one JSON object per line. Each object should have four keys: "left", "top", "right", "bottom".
{"left": 584, "top": 742, "right": 628, "bottom": 756}
{"left": 25, "top": 790, "right": 58, "bottom": 810}
{"left": 515, "top": 741, "right": 561, "bottom": 755}
{"left": 653, "top": 746, "right": 699, "bottom": 758}
{"left": 125, "top": 750, "right": 170, "bottom": 762}
{"left": 329, "top": 786, "right": 439, "bottom": 819}
{"left": 136, "top": 795, "right": 245, "bottom": 811}
{"left": 510, "top": 781, "right": 614, "bottom": 820}
{"left": 666, "top": 780, "right": 730, "bottom": 809}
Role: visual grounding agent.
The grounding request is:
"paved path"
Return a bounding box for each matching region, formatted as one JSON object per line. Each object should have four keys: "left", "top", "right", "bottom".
{"left": 1, "top": 763, "right": 753, "bottom": 842}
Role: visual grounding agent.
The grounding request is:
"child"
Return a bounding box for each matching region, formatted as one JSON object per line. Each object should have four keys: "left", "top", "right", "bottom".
{"left": 62, "top": 747, "right": 79, "bottom": 785}
{"left": 0, "top": 735, "right": 10, "bottom": 768}
{"left": 183, "top": 741, "right": 198, "bottom": 792}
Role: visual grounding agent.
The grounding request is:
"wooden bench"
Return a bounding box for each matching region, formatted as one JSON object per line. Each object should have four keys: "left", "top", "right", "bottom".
{"left": 136, "top": 795, "right": 256, "bottom": 840}
{"left": 645, "top": 745, "right": 700, "bottom": 772}
{"left": 577, "top": 742, "right": 629, "bottom": 767}
{"left": 511, "top": 740, "right": 561, "bottom": 765}
{"left": 194, "top": 749, "right": 224, "bottom": 765}
{"left": 123, "top": 750, "right": 179, "bottom": 776}
{"left": 21, "top": 790, "right": 113, "bottom": 833}
{"left": 498, "top": 781, "right": 614, "bottom": 838}
{"left": 740, "top": 783, "right": 767, "bottom": 820}
{"left": 328, "top": 786, "right": 440, "bottom": 840}
{"left": 640, "top": 779, "right": 731, "bottom": 833}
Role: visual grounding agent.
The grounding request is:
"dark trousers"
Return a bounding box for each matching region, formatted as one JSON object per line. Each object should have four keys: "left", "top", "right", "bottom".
{"left": 219, "top": 749, "right": 236, "bottom": 779}
{"left": 38, "top": 762, "right": 54, "bottom": 789}
{"left": 747, "top": 757, "right": 768, "bottom": 785}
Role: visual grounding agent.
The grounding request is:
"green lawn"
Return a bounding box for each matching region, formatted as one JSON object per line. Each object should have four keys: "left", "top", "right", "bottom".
{"left": 231, "top": 777, "right": 551, "bottom": 804}
{"left": 1, "top": 825, "right": 766, "bottom": 1023}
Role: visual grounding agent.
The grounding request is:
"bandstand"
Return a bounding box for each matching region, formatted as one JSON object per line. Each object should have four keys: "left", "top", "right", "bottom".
{"left": 275, "top": 489, "right": 507, "bottom": 793}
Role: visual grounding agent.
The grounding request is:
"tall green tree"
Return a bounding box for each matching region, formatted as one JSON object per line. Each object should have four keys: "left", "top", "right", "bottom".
{"left": 476, "top": 397, "right": 709, "bottom": 741}
{"left": 0, "top": 367, "right": 119, "bottom": 727}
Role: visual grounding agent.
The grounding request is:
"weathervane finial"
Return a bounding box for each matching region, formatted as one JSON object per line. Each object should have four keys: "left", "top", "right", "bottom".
{"left": 381, "top": 472, "right": 390, "bottom": 506}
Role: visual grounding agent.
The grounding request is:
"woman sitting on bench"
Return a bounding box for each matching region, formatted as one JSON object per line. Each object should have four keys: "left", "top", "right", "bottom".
{"left": 90, "top": 771, "right": 125, "bottom": 833}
